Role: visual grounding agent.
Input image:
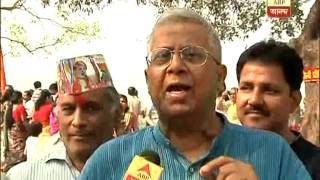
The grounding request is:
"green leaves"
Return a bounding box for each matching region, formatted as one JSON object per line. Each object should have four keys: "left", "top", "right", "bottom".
{"left": 8, "top": 23, "right": 28, "bottom": 56}
{"left": 148, "top": 0, "right": 304, "bottom": 41}
{"left": 50, "top": 0, "right": 105, "bottom": 14}
{"left": 40, "top": 0, "right": 306, "bottom": 40}
{"left": 2, "top": 0, "right": 308, "bottom": 56}
{"left": 5, "top": 20, "right": 100, "bottom": 57}
{"left": 60, "top": 21, "right": 100, "bottom": 43}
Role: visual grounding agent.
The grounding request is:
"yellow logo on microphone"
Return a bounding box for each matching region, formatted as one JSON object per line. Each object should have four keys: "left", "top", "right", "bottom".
{"left": 124, "top": 156, "right": 163, "bottom": 180}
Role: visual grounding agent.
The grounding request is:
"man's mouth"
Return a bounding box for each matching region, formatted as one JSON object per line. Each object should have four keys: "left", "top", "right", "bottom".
{"left": 166, "top": 83, "right": 191, "bottom": 93}
{"left": 71, "top": 132, "right": 93, "bottom": 140}
{"left": 165, "top": 84, "right": 191, "bottom": 98}
{"left": 245, "top": 110, "right": 268, "bottom": 117}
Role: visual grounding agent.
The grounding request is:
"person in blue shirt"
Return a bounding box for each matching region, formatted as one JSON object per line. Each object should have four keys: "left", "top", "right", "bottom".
{"left": 80, "top": 8, "right": 311, "bottom": 180}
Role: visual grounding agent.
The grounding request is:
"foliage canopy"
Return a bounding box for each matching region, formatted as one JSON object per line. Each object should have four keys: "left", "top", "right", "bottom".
{"left": 1, "top": 0, "right": 308, "bottom": 56}
{"left": 40, "top": 0, "right": 305, "bottom": 40}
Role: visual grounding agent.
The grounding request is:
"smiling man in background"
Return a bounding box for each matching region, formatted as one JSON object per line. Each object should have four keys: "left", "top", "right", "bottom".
{"left": 7, "top": 54, "right": 121, "bottom": 180}
{"left": 236, "top": 40, "right": 320, "bottom": 179}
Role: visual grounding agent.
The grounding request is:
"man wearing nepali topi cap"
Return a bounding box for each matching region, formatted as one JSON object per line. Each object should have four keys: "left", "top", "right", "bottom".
{"left": 7, "top": 54, "right": 121, "bottom": 180}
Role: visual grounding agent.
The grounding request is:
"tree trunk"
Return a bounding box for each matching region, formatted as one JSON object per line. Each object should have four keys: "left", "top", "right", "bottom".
{"left": 290, "top": 0, "right": 320, "bottom": 146}
{"left": 299, "top": 39, "right": 319, "bottom": 146}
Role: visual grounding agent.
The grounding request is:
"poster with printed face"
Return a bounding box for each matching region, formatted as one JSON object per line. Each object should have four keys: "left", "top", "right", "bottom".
{"left": 57, "top": 54, "right": 113, "bottom": 95}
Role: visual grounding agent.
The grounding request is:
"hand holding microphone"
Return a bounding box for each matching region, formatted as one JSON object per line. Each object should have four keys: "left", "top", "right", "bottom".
{"left": 124, "top": 150, "right": 163, "bottom": 180}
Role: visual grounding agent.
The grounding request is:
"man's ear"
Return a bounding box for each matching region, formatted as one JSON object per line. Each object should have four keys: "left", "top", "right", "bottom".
{"left": 218, "top": 64, "right": 227, "bottom": 82}
{"left": 144, "top": 69, "right": 151, "bottom": 95}
{"left": 144, "top": 69, "right": 148, "bottom": 83}
{"left": 113, "top": 104, "right": 122, "bottom": 125}
{"left": 217, "top": 64, "right": 227, "bottom": 92}
{"left": 290, "top": 90, "right": 302, "bottom": 113}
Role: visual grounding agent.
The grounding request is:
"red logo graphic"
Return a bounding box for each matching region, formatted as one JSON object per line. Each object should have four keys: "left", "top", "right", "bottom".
{"left": 138, "top": 164, "right": 151, "bottom": 177}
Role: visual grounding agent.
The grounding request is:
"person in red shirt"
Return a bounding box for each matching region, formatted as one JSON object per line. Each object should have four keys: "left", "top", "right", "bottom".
{"left": 32, "top": 89, "right": 52, "bottom": 135}
{"left": 2, "top": 90, "right": 27, "bottom": 172}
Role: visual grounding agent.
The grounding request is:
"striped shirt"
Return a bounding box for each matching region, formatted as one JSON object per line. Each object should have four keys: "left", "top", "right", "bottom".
{"left": 7, "top": 139, "right": 80, "bottom": 180}
{"left": 80, "top": 114, "right": 311, "bottom": 180}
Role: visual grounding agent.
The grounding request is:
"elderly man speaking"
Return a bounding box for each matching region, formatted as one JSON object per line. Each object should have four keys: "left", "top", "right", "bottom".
{"left": 80, "top": 9, "right": 311, "bottom": 180}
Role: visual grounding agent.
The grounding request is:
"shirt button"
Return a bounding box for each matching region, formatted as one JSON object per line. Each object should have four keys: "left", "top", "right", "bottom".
{"left": 188, "top": 167, "right": 195, "bottom": 174}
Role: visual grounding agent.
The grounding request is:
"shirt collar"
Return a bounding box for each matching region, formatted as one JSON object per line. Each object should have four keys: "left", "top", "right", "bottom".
{"left": 44, "top": 139, "right": 67, "bottom": 163}
{"left": 44, "top": 137, "right": 81, "bottom": 175}
{"left": 152, "top": 111, "right": 229, "bottom": 150}
{"left": 152, "top": 123, "right": 171, "bottom": 148}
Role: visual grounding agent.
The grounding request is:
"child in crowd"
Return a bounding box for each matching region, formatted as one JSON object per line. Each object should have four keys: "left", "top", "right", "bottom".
{"left": 24, "top": 121, "right": 42, "bottom": 161}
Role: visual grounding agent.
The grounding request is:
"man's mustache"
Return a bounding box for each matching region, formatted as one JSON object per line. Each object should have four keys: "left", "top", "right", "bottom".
{"left": 245, "top": 105, "right": 270, "bottom": 116}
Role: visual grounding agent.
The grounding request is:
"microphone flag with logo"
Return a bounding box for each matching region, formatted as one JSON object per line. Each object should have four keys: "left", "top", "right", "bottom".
{"left": 124, "top": 151, "right": 163, "bottom": 180}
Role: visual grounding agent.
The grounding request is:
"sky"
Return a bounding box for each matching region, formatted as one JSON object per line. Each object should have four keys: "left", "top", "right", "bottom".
{"left": 1, "top": 0, "right": 315, "bottom": 108}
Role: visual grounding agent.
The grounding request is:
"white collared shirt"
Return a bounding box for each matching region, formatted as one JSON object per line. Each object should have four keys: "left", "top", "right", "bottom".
{"left": 7, "top": 136, "right": 80, "bottom": 180}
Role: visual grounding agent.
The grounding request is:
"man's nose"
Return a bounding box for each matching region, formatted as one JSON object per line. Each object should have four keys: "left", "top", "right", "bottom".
{"left": 166, "top": 52, "right": 188, "bottom": 74}
{"left": 248, "top": 90, "right": 264, "bottom": 106}
{"left": 72, "top": 108, "right": 87, "bottom": 128}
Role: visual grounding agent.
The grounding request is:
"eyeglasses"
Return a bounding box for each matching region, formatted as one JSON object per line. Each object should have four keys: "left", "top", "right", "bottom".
{"left": 146, "top": 46, "right": 219, "bottom": 68}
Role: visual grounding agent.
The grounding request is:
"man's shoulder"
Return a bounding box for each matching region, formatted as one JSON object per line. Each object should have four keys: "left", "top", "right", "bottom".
{"left": 292, "top": 135, "right": 320, "bottom": 152}
{"left": 25, "top": 100, "right": 33, "bottom": 106}
{"left": 224, "top": 123, "right": 286, "bottom": 146}
{"left": 7, "top": 161, "right": 28, "bottom": 174}
{"left": 103, "top": 127, "right": 154, "bottom": 151}
{"left": 81, "top": 127, "right": 157, "bottom": 180}
{"left": 7, "top": 157, "right": 76, "bottom": 180}
{"left": 221, "top": 124, "right": 312, "bottom": 179}
{"left": 7, "top": 159, "right": 47, "bottom": 179}
{"left": 89, "top": 127, "right": 155, "bottom": 163}
{"left": 7, "top": 142, "right": 76, "bottom": 180}
{"left": 291, "top": 135, "right": 320, "bottom": 166}
{"left": 33, "top": 89, "right": 42, "bottom": 95}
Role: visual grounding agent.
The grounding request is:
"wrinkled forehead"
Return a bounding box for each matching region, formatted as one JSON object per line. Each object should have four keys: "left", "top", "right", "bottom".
{"left": 150, "top": 22, "right": 211, "bottom": 52}
{"left": 58, "top": 94, "right": 86, "bottom": 105}
{"left": 150, "top": 21, "right": 221, "bottom": 61}
{"left": 152, "top": 20, "right": 210, "bottom": 42}
{"left": 57, "top": 91, "right": 102, "bottom": 106}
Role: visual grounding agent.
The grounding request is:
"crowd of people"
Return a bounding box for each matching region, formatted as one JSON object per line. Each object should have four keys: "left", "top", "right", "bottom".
{"left": 0, "top": 81, "right": 158, "bottom": 171}
{"left": 0, "top": 81, "right": 58, "bottom": 172}
{"left": 0, "top": 8, "right": 319, "bottom": 180}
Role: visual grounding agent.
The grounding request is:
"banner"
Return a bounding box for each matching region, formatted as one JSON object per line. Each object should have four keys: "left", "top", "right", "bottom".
{"left": 0, "top": 47, "right": 6, "bottom": 95}
{"left": 303, "top": 67, "right": 320, "bottom": 82}
{"left": 267, "top": 0, "right": 292, "bottom": 18}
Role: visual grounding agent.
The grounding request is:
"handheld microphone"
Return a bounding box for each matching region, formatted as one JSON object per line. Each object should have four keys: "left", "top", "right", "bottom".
{"left": 123, "top": 150, "right": 163, "bottom": 180}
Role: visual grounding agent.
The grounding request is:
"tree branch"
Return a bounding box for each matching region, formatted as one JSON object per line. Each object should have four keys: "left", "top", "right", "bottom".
{"left": 1, "top": 36, "right": 61, "bottom": 54}
{"left": 3, "top": 2, "right": 91, "bottom": 36}
{"left": 20, "top": 5, "right": 88, "bottom": 35}
{"left": 2, "top": 4, "right": 96, "bottom": 55}
{"left": 1, "top": 37, "right": 31, "bottom": 52}
{"left": 0, "top": 0, "right": 24, "bottom": 11}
